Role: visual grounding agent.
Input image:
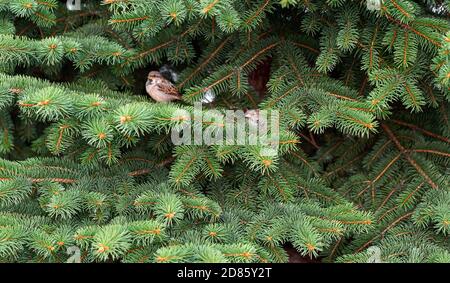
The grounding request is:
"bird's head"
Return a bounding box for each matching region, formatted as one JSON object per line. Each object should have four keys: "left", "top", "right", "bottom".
{"left": 148, "top": 71, "right": 163, "bottom": 80}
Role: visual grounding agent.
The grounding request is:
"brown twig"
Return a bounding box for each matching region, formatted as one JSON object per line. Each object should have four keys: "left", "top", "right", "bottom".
{"left": 391, "top": 119, "right": 450, "bottom": 144}
{"left": 0, "top": 157, "right": 175, "bottom": 184}
{"left": 381, "top": 124, "right": 439, "bottom": 189}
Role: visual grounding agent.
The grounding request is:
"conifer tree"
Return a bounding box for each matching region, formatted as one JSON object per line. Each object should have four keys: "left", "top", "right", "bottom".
{"left": 0, "top": 0, "right": 449, "bottom": 263}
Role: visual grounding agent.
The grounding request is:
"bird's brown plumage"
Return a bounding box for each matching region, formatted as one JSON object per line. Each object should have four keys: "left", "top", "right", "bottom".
{"left": 146, "top": 71, "right": 181, "bottom": 102}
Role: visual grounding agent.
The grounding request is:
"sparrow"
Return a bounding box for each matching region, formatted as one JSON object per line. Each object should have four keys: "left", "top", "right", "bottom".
{"left": 146, "top": 71, "right": 182, "bottom": 102}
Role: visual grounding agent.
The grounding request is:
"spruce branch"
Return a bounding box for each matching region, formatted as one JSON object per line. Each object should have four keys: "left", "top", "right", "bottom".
{"left": 381, "top": 124, "right": 439, "bottom": 189}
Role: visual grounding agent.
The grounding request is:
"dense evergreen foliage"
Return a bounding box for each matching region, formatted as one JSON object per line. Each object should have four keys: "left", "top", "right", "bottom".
{"left": 0, "top": 0, "right": 449, "bottom": 263}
